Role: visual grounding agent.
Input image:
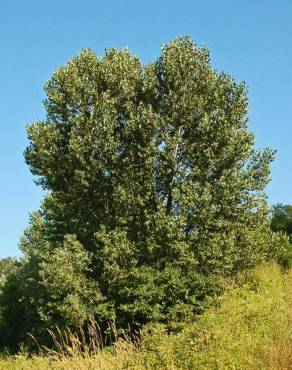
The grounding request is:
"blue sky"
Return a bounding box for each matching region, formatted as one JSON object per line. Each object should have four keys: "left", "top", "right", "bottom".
{"left": 0, "top": 0, "right": 292, "bottom": 258}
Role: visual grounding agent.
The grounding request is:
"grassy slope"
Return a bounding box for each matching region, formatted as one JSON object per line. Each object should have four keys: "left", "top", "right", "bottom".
{"left": 1, "top": 263, "right": 291, "bottom": 370}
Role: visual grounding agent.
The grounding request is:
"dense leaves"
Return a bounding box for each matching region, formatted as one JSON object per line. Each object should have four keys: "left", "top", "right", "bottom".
{"left": 270, "top": 204, "right": 292, "bottom": 268}
{"left": 0, "top": 37, "right": 285, "bottom": 350}
{"left": 0, "top": 258, "right": 15, "bottom": 289}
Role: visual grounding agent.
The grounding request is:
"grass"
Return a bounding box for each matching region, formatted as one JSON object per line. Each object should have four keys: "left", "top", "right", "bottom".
{"left": 0, "top": 263, "right": 291, "bottom": 369}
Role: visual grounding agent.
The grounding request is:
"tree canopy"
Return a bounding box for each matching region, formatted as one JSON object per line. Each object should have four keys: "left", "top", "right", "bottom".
{"left": 271, "top": 204, "right": 292, "bottom": 237}
{"left": 0, "top": 36, "right": 284, "bottom": 350}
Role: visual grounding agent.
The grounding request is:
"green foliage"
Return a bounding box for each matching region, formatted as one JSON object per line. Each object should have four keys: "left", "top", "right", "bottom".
{"left": 0, "top": 258, "right": 16, "bottom": 289}
{"left": 0, "top": 260, "right": 36, "bottom": 352}
{"left": 0, "top": 234, "right": 110, "bottom": 351}
{"left": 277, "top": 244, "right": 292, "bottom": 269}
{"left": 0, "top": 36, "right": 285, "bottom": 350}
{"left": 271, "top": 203, "right": 292, "bottom": 237}
{"left": 1, "top": 264, "right": 291, "bottom": 369}
{"left": 121, "top": 263, "right": 292, "bottom": 370}
{"left": 37, "top": 234, "right": 105, "bottom": 327}
{"left": 271, "top": 203, "right": 292, "bottom": 268}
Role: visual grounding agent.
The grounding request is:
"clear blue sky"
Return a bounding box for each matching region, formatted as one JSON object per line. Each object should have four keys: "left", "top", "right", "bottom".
{"left": 0, "top": 0, "right": 291, "bottom": 258}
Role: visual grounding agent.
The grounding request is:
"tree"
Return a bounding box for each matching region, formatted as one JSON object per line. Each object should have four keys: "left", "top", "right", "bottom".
{"left": 271, "top": 204, "right": 292, "bottom": 237}
{"left": 0, "top": 257, "right": 16, "bottom": 289}
{"left": 0, "top": 36, "right": 284, "bottom": 350}
{"left": 270, "top": 204, "right": 292, "bottom": 268}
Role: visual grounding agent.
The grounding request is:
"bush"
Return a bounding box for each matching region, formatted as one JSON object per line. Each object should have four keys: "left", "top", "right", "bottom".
{"left": 1, "top": 263, "right": 291, "bottom": 369}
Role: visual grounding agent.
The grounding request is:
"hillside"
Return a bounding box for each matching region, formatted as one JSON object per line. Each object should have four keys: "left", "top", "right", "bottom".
{"left": 1, "top": 263, "right": 291, "bottom": 369}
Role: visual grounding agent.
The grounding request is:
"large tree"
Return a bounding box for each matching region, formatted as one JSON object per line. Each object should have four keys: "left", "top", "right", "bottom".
{"left": 0, "top": 36, "right": 284, "bottom": 349}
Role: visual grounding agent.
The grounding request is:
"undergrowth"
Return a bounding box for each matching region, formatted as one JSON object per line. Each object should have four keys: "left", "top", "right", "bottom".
{"left": 0, "top": 263, "right": 291, "bottom": 369}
